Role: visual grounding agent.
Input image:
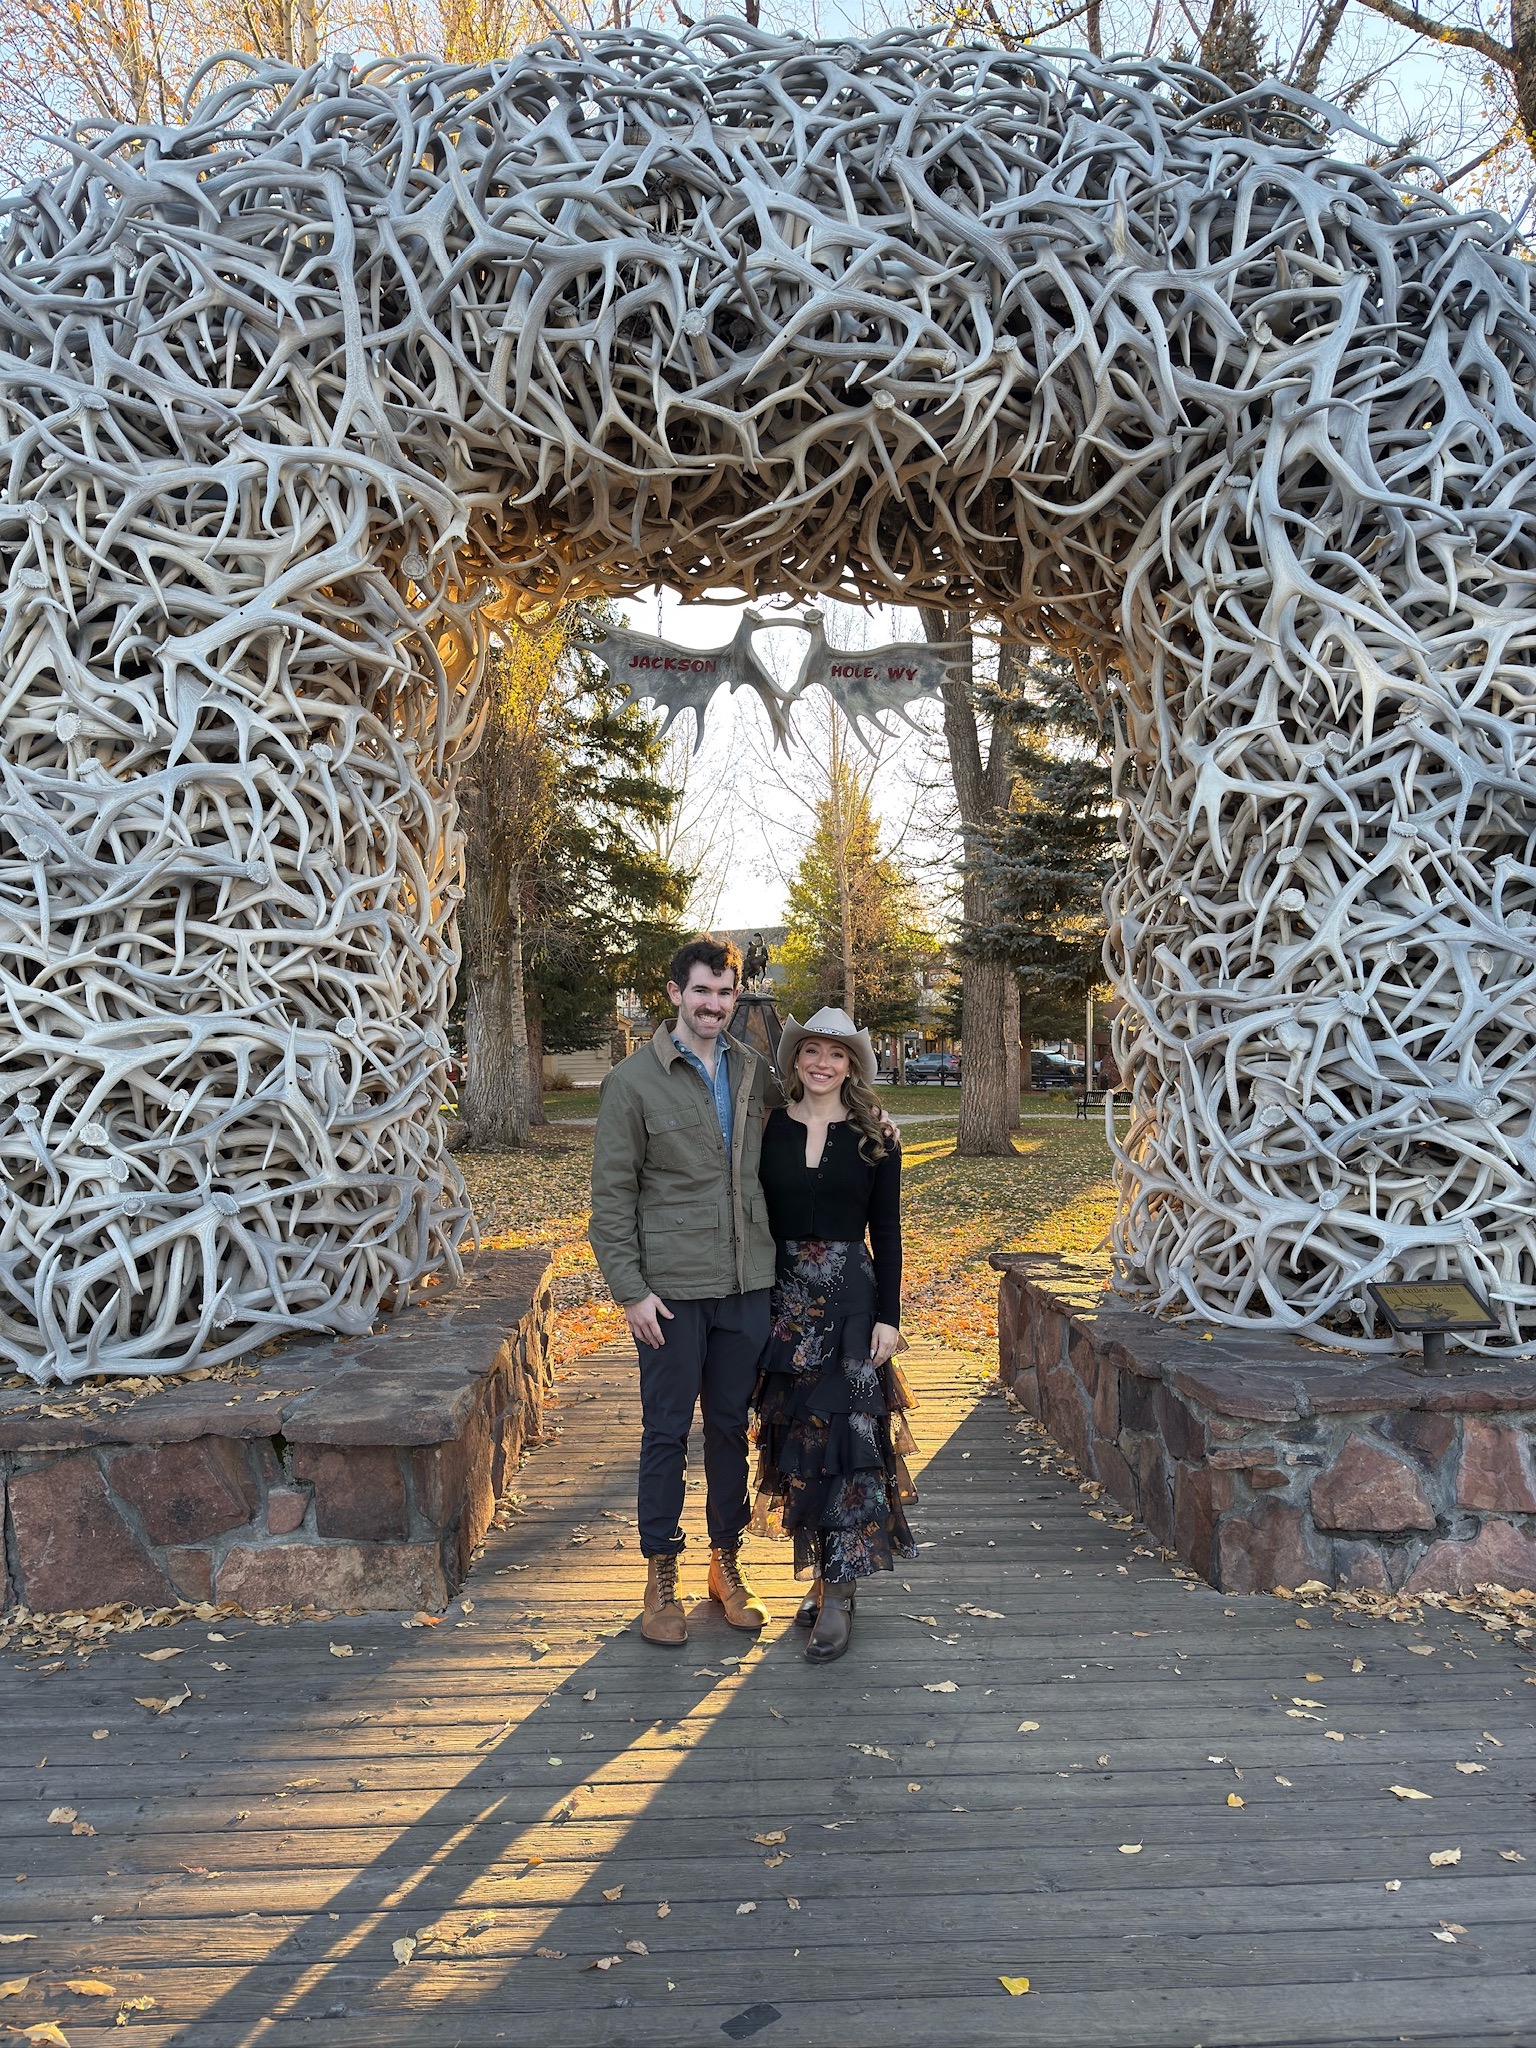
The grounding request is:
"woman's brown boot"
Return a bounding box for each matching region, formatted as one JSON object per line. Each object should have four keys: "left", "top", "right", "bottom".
{"left": 641, "top": 1554, "right": 687, "bottom": 1646}
{"left": 805, "top": 1578, "right": 855, "bottom": 1662}
{"left": 795, "top": 1580, "right": 823, "bottom": 1628}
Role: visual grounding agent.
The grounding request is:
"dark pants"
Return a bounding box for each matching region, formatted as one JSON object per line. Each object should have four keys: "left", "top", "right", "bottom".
{"left": 635, "top": 1290, "right": 771, "bottom": 1558}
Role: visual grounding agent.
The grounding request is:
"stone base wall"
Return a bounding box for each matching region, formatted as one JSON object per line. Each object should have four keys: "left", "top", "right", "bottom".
{"left": 996, "top": 1254, "right": 1536, "bottom": 1595}
{"left": 1, "top": 1249, "right": 553, "bottom": 1614}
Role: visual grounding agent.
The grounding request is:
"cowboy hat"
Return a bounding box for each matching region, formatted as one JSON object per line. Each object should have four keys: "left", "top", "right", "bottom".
{"left": 778, "top": 1007, "right": 878, "bottom": 1086}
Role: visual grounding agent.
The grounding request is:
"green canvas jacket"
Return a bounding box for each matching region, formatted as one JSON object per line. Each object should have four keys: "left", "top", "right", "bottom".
{"left": 589, "top": 1023, "right": 781, "bottom": 1306}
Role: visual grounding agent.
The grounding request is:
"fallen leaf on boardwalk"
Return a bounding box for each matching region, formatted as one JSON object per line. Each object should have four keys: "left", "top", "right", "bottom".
{"left": 1291, "top": 1698, "right": 1326, "bottom": 1708}
{"left": 1407, "top": 1644, "right": 1436, "bottom": 1656}
{"left": 1118, "top": 1843, "right": 1143, "bottom": 1855}
{"left": 583, "top": 1690, "right": 597, "bottom": 1702}
{"left": 62, "top": 1983, "right": 114, "bottom": 1997}
{"left": 785, "top": 1898, "right": 800, "bottom": 1911}
{"left": 1304, "top": 1673, "right": 1324, "bottom": 1683}
{"left": 533, "top": 1948, "right": 565, "bottom": 1960}
{"left": 625, "top": 1941, "right": 649, "bottom": 1956}
{"left": 1429, "top": 1849, "right": 1462, "bottom": 1868}
{"left": 957, "top": 1605, "right": 1004, "bottom": 1620}
{"left": 751, "top": 1833, "right": 787, "bottom": 1846}
{"left": 1500, "top": 1851, "right": 1525, "bottom": 1862}
{"left": 1440, "top": 1922, "right": 1466, "bottom": 1935}
{"left": 1323, "top": 1732, "right": 1344, "bottom": 1742}
{"left": 70, "top": 1823, "right": 95, "bottom": 1838}
{"left": 138, "top": 1649, "right": 182, "bottom": 1663}
{"left": 767, "top": 1707, "right": 785, "bottom": 1721}
{"left": 13, "top": 2025, "right": 70, "bottom": 2046}
{"left": 764, "top": 1854, "right": 789, "bottom": 1869}
{"left": 283, "top": 1779, "right": 320, "bottom": 1791}
{"left": 923, "top": 1681, "right": 958, "bottom": 1694}
{"left": 209, "top": 1662, "right": 228, "bottom": 1673}
{"left": 586, "top": 1957, "right": 623, "bottom": 1972}
{"left": 656, "top": 1903, "right": 670, "bottom": 1918}
{"left": 1433, "top": 1929, "right": 1457, "bottom": 1944}
{"left": 0, "top": 1982, "right": 27, "bottom": 2001}
{"left": 115, "top": 1997, "right": 155, "bottom": 2019}
{"left": 692, "top": 1669, "right": 721, "bottom": 1679}
{"left": 1389, "top": 1787, "right": 1432, "bottom": 1800}
{"left": 329, "top": 1644, "right": 354, "bottom": 1659}
{"left": 1352, "top": 1658, "right": 1365, "bottom": 1673}
{"left": 907, "top": 1782, "right": 922, "bottom": 1792}
{"left": 392, "top": 1938, "right": 416, "bottom": 1966}
{"left": 46, "top": 1808, "right": 76, "bottom": 1826}
{"left": 998, "top": 1976, "right": 1031, "bottom": 1995}
{"left": 736, "top": 1902, "right": 757, "bottom": 1915}
{"left": 0, "top": 1940, "right": 35, "bottom": 1947}
{"left": 1017, "top": 1721, "right": 1040, "bottom": 1734}
{"left": 601, "top": 1886, "right": 624, "bottom": 1903}
{"left": 411, "top": 1613, "right": 442, "bottom": 1628}
{"left": 1455, "top": 1763, "right": 1487, "bottom": 1775}
{"left": 1275, "top": 1776, "right": 1293, "bottom": 1787}
{"left": 134, "top": 1687, "right": 189, "bottom": 1715}
{"left": 1384, "top": 1880, "right": 1401, "bottom": 1892}
{"left": 902, "top": 1614, "right": 939, "bottom": 1627}
{"left": 1227, "top": 1794, "right": 1245, "bottom": 1808}
{"left": 848, "top": 1744, "right": 892, "bottom": 1760}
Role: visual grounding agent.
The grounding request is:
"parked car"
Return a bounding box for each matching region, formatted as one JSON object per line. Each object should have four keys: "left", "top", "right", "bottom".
{"left": 1031, "top": 1051, "right": 1083, "bottom": 1089}
{"left": 904, "top": 1051, "right": 961, "bottom": 1084}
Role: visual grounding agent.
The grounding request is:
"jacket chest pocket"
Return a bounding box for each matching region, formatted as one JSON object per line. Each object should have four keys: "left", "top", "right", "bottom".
{"left": 644, "top": 1106, "right": 717, "bottom": 1171}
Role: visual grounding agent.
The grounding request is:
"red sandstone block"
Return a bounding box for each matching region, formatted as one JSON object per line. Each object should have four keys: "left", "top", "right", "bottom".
{"left": 109, "top": 1436, "right": 259, "bottom": 1546}
{"left": 1311, "top": 1436, "right": 1436, "bottom": 1533}
{"left": 1173, "top": 1463, "right": 1229, "bottom": 1581}
{"left": 291, "top": 1444, "right": 408, "bottom": 1541}
{"left": 216, "top": 1540, "right": 449, "bottom": 1613}
{"left": 1169, "top": 1364, "right": 1303, "bottom": 1422}
{"left": 1246, "top": 1466, "right": 1289, "bottom": 1491}
{"left": 1128, "top": 1433, "right": 1173, "bottom": 1545}
{"left": 164, "top": 1547, "right": 215, "bottom": 1602}
{"left": 266, "top": 1489, "right": 309, "bottom": 1536}
{"left": 1040, "top": 1363, "right": 1093, "bottom": 1476}
{"left": 10, "top": 1454, "right": 170, "bottom": 1609}
{"left": 1154, "top": 1383, "right": 1206, "bottom": 1462}
{"left": 1404, "top": 1519, "right": 1536, "bottom": 1595}
{"left": 1215, "top": 1497, "right": 1325, "bottom": 1595}
{"left": 1091, "top": 1361, "right": 1121, "bottom": 1441}
{"left": 1381, "top": 1410, "right": 1456, "bottom": 1468}
{"left": 1333, "top": 1540, "right": 1393, "bottom": 1593}
{"left": 1092, "top": 1437, "right": 1137, "bottom": 1512}
{"left": 1456, "top": 1421, "right": 1536, "bottom": 1514}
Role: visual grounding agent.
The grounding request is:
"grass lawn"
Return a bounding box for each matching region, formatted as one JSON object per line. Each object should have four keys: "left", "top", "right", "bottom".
{"left": 458, "top": 1114, "right": 1117, "bottom": 1364}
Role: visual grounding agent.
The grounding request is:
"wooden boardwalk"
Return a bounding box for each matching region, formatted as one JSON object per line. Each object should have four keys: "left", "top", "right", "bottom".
{"left": 3, "top": 1339, "right": 1534, "bottom": 2047}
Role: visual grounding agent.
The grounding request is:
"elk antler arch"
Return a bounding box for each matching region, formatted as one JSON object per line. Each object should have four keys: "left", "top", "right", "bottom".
{"left": 6, "top": 21, "right": 1536, "bottom": 1379}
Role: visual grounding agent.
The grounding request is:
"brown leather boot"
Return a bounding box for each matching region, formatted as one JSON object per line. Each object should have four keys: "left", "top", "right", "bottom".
{"left": 708, "top": 1546, "right": 769, "bottom": 1631}
{"left": 806, "top": 1578, "right": 855, "bottom": 1662}
{"left": 795, "top": 1580, "right": 823, "bottom": 1628}
{"left": 641, "top": 1554, "right": 687, "bottom": 1647}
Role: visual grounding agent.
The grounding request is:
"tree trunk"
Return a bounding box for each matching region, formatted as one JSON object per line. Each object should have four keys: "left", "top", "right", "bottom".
{"left": 457, "top": 848, "right": 532, "bottom": 1150}
{"left": 1003, "top": 973, "right": 1021, "bottom": 1131}
{"left": 525, "top": 993, "right": 548, "bottom": 1127}
{"left": 921, "top": 609, "right": 1017, "bottom": 1156}
{"left": 1516, "top": 0, "right": 1536, "bottom": 157}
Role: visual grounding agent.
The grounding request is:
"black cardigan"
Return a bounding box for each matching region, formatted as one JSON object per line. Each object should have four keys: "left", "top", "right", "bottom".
{"left": 758, "top": 1107, "right": 902, "bottom": 1326}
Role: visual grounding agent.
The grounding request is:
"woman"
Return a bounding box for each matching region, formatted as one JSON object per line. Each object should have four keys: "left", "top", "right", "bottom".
{"left": 752, "top": 1006, "right": 917, "bottom": 1663}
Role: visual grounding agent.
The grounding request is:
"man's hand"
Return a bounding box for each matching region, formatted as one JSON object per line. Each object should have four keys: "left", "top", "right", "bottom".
{"left": 625, "top": 1293, "right": 674, "bottom": 1350}
{"left": 871, "top": 1321, "right": 900, "bottom": 1366}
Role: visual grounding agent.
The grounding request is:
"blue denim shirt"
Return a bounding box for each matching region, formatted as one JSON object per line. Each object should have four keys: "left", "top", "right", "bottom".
{"left": 670, "top": 1035, "right": 734, "bottom": 1164}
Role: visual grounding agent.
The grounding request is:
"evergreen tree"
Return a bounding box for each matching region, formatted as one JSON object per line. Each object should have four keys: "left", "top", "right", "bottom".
{"left": 968, "top": 651, "right": 1118, "bottom": 1044}
{"left": 456, "top": 602, "right": 690, "bottom": 1147}
{"left": 777, "top": 744, "right": 938, "bottom": 1036}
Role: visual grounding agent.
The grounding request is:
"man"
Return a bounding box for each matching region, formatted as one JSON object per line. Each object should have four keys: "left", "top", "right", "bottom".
{"left": 589, "top": 936, "right": 778, "bottom": 1647}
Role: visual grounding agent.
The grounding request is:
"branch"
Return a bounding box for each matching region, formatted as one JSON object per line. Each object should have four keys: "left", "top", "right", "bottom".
{"left": 1349, "top": 0, "right": 1512, "bottom": 70}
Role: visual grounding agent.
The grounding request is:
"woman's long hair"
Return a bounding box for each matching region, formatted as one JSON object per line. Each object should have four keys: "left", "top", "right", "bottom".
{"left": 786, "top": 1050, "right": 889, "bottom": 1161}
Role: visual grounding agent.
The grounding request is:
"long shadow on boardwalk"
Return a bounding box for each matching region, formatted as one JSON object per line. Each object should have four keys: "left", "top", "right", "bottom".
{"left": 3, "top": 1344, "right": 1534, "bottom": 2048}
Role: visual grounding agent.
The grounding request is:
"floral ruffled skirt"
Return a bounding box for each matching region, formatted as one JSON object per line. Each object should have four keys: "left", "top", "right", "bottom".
{"left": 751, "top": 1238, "right": 918, "bottom": 1582}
